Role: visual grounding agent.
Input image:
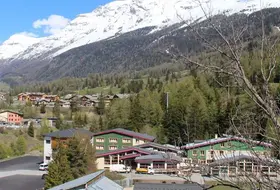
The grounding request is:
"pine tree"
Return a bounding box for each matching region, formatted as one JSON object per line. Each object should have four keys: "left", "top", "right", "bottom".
{"left": 44, "top": 161, "right": 62, "bottom": 189}
{"left": 27, "top": 122, "right": 34, "bottom": 137}
{"left": 84, "top": 137, "right": 97, "bottom": 174}
{"left": 67, "top": 136, "right": 87, "bottom": 178}
{"left": 40, "top": 103, "right": 46, "bottom": 114}
{"left": 16, "top": 136, "right": 27, "bottom": 155}
{"left": 53, "top": 100, "right": 61, "bottom": 118}
{"left": 45, "top": 143, "right": 73, "bottom": 189}
{"left": 40, "top": 119, "right": 50, "bottom": 139}
{"left": 99, "top": 116, "right": 104, "bottom": 131}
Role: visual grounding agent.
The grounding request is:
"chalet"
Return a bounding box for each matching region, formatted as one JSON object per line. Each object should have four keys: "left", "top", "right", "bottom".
{"left": 18, "top": 92, "right": 59, "bottom": 103}
{"left": 59, "top": 100, "right": 71, "bottom": 108}
{"left": 0, "top": 110, "right": 23, "bottom": 125}
{"left": 18, "top": 92, "right": 46, "bottom": 102}
{"left": 181, "top": 135, "right": 272, "bottom": 164}
{"left": 43, "top": 95, "right": 59, "bottom": 102}
{"left": 43, "top": 128, "right": 94, "bottom": 163}
{"left": 80, "top": 95, "right": 99, "bottom": 107}
{"left": 93, "top": 128, "right": 156, "bottom": 152}
{"left": 48, "top": 170, "right": 123, "bottom": 190}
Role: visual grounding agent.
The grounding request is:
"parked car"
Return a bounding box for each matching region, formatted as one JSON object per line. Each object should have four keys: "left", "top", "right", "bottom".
{"left": 39, "top": 163, "right": 48, "bottom": 171}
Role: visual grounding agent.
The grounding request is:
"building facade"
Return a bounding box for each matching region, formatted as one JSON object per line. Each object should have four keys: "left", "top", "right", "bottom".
{"left": 0, "top": 110, "right": 23, "bottom": 125}
{"left": 93, "top": 128, "right": 156, "bottom": 152}
{"left": 181, "top": 135, "right": 272, "bottom": 164}
{"left": 95, "top": 142, "right": 182, "bottom": 170}
{"left": 43, "top": 128, "right": 94, "bottom": 164}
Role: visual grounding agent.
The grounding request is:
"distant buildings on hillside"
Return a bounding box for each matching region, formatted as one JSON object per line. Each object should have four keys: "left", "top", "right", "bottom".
{"left": 17, "top": 92, "right": 131, "bottom": 108}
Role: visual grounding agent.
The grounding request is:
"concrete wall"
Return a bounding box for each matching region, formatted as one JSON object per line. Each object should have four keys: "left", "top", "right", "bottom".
{"left": 43, "top": 136, "right": 52, "bottom": 164}
{"left": 96, "top": 157, "right": 105, "bottom": 170}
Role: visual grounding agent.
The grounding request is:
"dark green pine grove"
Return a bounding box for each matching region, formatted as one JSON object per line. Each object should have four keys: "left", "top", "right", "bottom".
{"left": 45, "top": 136, "right": 97, "bottom": 189}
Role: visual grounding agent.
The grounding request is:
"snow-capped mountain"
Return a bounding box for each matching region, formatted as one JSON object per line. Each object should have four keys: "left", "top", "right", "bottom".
{"left": 0, "top": 0, "right": 279, "bottom": 62}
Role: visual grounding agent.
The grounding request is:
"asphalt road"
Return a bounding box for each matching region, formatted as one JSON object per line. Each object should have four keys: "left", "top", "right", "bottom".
{"left": 0, "top": 175, "right": 44, "bottom": 190}
{"left": 0, "top": 156, "right": 44, "bottom": 190}
{"left": 0, "top": 156, "right": 42, "bottom": 171}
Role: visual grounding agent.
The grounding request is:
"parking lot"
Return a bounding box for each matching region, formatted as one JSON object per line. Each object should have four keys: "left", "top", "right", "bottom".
{"left": 0, "top": 156, "right": 45, "bottom": 190}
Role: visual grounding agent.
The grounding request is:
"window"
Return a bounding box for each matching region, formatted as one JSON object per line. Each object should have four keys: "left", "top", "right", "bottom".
{"left": 46, "top": 140, "right": 51, "bottom": 144}
{"left": 109, "top": 146, "right": 117, "bottom": 150}
{"left": 96, "top": 145, "right": 104, "bottom": 150}
{"left": 210, "top": 151, "right": 214, "bottom": 158}
{"left": 193, "top": 150, "right": 197, "bottom": 155}
{"left": 220, "top": 151, "right": 224, "bottom": 156}
{"left": 111, "top": 155, "right": 118, "bottom": 164}
{"left": 200, "top": 160, "right": 206, "bottom": 164}
{"left": 45, "top": 156, "right": 51, "bottom": 160}
{"left": 136, "top": 139, "right": 139, "bottom": 143}
{"left": 109, "top": 138, "right": 118, "bottom": 143}
{"left": 96, "top": 138, "right": 104, "bottom": 143}
{"left": 228, "top": 142, "right": 231, "bottom": 146}
{"left": 104, "top": 156, "right": 110, "bottom": 164}
{"left": 122, "top": 139, "right": 131, "bottom": 143}
{"left": 221, "top": 142, "right": 225, "bottom": 147}
{"left": 200, "top": 150, "right": 205, "bottom": 156}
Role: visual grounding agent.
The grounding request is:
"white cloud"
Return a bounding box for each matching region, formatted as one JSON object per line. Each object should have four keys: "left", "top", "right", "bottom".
{"left": 33, "top": 15, "right": 70, "bottom": 35}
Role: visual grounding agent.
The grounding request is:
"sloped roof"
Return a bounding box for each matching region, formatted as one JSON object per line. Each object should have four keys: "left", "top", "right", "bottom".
{"left": 93, "top": 128, "right": 155, "bottom": 141}
{"left": 96, "top": 147, "right": 152, "bottom": 157}
{"left": 209, "top": 153, "right": 280, "bottom": 167}
{"left": 0, "top": 110, "right": 23, "bottom": 116}
{"left": 87, "top": 176, "right": 123, "bottom": 190}
{"left": 136, "top": 142, "right": 181, "bottom": 153}
{"left": 135, "top": 153, "right": 182, "bottom": 163}
{"left": 181, "top": 135, "right": 272, "bottom": 150}
{"left": 44, "top": 128, "right": 94, "bottom": 138}
{"left": 48, "top": 170, "right": 122, "bottom": 190}
{"left": 134, "top": 183, "right": 203, "bottom": 190}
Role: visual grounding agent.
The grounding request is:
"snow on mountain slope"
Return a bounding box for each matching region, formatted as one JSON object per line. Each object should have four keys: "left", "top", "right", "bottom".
{"left": 0, "top": 33, "right": 39, "bottom": 60}
{"left": 0, "top": 0, "right": 279, "bottom": 61}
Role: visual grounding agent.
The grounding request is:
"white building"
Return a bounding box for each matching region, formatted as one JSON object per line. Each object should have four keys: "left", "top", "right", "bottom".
{"left": 43, "top": 128, "right": 94, "bottom": 164}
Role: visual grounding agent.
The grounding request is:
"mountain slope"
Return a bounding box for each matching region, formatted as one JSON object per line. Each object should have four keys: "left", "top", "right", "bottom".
{"left": 0, "top": 0, "right": 280, "bottom": 84}
{"left": 0, "top": 0, "right": 279, "bottom": 62}
{"left": 1, "top": 7, "right": 278, "bottom": 83}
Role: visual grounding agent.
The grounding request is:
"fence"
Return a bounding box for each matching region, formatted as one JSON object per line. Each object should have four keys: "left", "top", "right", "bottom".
{"left": 114, "top": 178, "right": 133, "bottom": 188}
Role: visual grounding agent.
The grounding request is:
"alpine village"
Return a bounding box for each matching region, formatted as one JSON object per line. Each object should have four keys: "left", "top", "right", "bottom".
{"left": 1, "top": 0, "right": 280, "bottom": 190}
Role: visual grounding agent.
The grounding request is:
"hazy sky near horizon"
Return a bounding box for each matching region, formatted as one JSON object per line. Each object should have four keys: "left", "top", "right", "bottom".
{"left": 0, "top": 0, "right": 113, "bottom": 42}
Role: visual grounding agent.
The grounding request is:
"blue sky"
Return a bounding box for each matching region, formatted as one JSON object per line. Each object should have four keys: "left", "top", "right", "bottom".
{"left": 0, "top": 0, "right": 113, "bottom": 42}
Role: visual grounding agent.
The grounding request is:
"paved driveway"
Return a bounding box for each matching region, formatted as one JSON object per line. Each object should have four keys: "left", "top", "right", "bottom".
{"left": 0, "top": 155, "right": 42, "bottom": 171}
{"left": 0, "top": 175, "right": 44, "bottom": 190}
{"left": 0, "top": 156, "right": 45, "bottom": 190}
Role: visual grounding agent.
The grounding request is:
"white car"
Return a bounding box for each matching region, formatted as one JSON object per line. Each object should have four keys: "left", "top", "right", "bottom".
{"left": 39, "top": 163, "right": 48, "bottom": 171}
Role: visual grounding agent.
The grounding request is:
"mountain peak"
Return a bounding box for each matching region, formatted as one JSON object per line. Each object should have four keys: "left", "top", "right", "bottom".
{"left": 0, "top": 0, "right": 279, "bottom": 61}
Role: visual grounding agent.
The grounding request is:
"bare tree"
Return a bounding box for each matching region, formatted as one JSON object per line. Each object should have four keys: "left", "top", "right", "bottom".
{"left": 173, "top": 1, "right": 280, "bottom": 189}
